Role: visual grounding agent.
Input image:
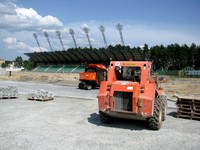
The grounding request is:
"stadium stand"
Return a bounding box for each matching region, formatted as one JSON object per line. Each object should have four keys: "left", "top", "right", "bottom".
{"left": 25, "top": 47, "right": 144, "bottom": 73}
{"left": 25, "top": 48, "right": 143, "bottom": 65}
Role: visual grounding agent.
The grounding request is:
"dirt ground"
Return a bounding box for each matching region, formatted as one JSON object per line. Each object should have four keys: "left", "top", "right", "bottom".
{"left": 0, "top": 71, "right": 79, "bottom": 86}
{"left": 0, "top": 71, "right": 200, "bottom": 97}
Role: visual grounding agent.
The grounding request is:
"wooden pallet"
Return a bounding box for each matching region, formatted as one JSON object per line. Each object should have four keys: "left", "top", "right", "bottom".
{"left": 0, "top": 96, "right": 18, "bottom": 99}
{"left": 177, "top": 104, "right": 200, "bottom": 110}
{"left": 176, "top": 114, "right": 200, "bottom": 121}
{"left": 27, "top": 97, "right": 53, "bottom": 102}
{"left": 175, "top": 94, "right": 200, "bottom": 121}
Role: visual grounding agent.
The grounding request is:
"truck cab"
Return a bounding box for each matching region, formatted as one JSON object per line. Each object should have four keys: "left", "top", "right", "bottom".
{"left": 79, "top": 64, "right": 107, "bottom": 90}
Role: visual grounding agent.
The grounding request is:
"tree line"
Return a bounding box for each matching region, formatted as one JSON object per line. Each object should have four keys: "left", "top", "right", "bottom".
{"left": 149, "top": 43, "right": 200, "bottom": 70}
{"left": 1, "top": 43, "right": 200, "bottom": 71}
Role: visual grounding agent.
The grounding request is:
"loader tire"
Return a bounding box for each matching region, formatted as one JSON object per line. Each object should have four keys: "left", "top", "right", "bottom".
{"left": 160, "top": 95, "right": 167, "bottom": 121}
{"left": 148, "top": 99, "right": 163, "bottom": 130}
{"left": 99, "top": 111, "right": 112, "bottom": 124}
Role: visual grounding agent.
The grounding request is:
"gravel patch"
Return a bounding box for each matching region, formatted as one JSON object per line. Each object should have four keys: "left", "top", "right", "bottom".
{"left": 0, "top": 81, "right": 199, "bottom": 150}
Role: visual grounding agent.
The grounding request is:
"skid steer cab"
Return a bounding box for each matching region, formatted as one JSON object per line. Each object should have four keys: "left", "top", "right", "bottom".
{"left": 78, "top": 64, "right": 107, "bottom": 90}
{"left": 98, "top": 61, "right": 167, "bottom": 130}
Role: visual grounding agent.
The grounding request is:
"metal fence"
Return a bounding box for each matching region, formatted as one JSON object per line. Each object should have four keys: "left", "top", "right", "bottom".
{"left": 157, "top": 69, "right": 200, "bottom": 77}
{"left": 156, "top": 70, "right": 178, "bottom": 76}
{"left": 184, "top": 70, "right": 200, "bottom": 76}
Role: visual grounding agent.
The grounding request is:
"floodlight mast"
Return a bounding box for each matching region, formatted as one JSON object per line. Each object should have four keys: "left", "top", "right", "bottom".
{"left": 99, "top": 25, "right": 108, "bottom": 49}
{"left": 69, "top": 28, "right": 78, "bottom": 48}
{"left": 33, "top": 33, "right": 42, "bottom": 52}
{"left": 116, "top": 23, "right": 124, "bottom": 46}
{"left": 56, "top": 30, "right": 65, "bottom": 50}
{"left": 82, "top": 26, "right": 92, "bottom": 48}
{"left": 44, "top": 31, "right": 53, "bottom": 51}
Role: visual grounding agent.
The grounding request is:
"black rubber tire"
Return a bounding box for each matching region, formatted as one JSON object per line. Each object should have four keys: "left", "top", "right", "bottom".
{"left": 99, "top": 111, "right": 112, "bottom": 124}
{"left": 78, "top": 82, "right": 83, "bottom": 89}
{"left": 92, "top": 84, "right": 96, "bottom": 89}
{"left": 86, "top": 84, "right": 92, "bottom": 90}
{"left": 148, "top": 99, "right": 163, "bottom": 130}
{"left": 83, "top": 84, "right": 92, "bottom": 90}
{"left": 83, "top": 84, "right": 87, "bottom": 90}
{"left": 160, "top": 95, "right": 167, "bottom": 121}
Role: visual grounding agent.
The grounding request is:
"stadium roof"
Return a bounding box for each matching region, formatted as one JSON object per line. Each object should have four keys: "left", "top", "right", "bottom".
{"left": 25, "top": 48, "right": 144, "bottom": 65}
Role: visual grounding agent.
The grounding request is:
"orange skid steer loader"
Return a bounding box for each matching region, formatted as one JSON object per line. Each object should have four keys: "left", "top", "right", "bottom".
{"left": 98, "top": 61, "right": 167, "bottom": 130}
{"left": 79, "top": 64, "right": 107, "bottom": 90}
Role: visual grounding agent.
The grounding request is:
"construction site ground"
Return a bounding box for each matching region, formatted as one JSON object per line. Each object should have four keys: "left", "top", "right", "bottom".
{"left": 0, "top": 72, "right": 200, "bottom": 150}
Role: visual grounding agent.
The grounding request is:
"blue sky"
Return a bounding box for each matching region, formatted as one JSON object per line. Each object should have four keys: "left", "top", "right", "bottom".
{"left": 0, "top": 0, "right": 200, "bottom": 60}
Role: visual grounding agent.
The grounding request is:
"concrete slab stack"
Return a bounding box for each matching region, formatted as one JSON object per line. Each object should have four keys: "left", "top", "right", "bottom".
{"left": 0, "top": 86, "right": 18, "bottom": 99}
{"left": 28, "top": 89, "right": 53, "bottom": 101}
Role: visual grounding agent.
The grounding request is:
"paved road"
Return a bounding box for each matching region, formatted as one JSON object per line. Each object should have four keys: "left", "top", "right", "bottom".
{"left": 0, "top": 81, "right": 177, "bottom": 107}
{"left": 0, "top": 81, "right": 199, "bottom": 150}
{"left": 0, "top": 80, "right": 98, "bottom": 100}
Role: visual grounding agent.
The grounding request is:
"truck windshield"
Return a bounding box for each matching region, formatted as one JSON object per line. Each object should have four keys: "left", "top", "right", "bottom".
{"left": 86, "top": 68, "right": 95, "bottom": 73}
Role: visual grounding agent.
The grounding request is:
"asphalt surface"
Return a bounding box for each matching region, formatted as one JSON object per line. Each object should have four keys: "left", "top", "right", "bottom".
{"left": 0, "top": 81, "right": 200, "bottom": 150}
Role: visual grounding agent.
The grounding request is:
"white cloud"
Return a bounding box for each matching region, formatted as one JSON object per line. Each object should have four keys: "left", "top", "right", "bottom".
{"left": 3, "top": 37, "right": 48, "bottom": 53}
{"left": 0, "top": 2, "right": 63, "bottom": 31}
{"left": 0, "top": 2, "right": 16, "bottom": 14}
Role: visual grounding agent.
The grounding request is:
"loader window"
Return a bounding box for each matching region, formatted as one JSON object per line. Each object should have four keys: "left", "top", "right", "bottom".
{"left": 115, "top": 66, "right": 141, "bottom": 82}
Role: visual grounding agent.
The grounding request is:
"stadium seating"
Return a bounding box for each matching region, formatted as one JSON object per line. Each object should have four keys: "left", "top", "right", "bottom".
{"left": 57, "top": 65, "right": 76, "bottom": 73}
{"left": 33, "top": 65, "right": 51, "bottom": 72}
{"left": 33, "top": 65, "right": 86, "bottom": 73}
{"left": 72, "top": 65, "right": 85, "bottom": 73}
{"left": 47, "top": 65, "right": 63, "bottom": 73}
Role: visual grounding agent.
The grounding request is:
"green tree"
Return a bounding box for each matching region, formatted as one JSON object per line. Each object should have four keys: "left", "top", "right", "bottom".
{"left": 1, "top": 60, "right": 12, "bottom": 68}
{"left": 23, "top": 59, "right": 35, "bottom": 70}
{"left": 14, "top": 56, "right": 23, "bottom": 67}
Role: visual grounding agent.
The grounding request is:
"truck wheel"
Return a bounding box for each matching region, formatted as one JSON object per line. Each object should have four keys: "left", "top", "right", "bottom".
{"left": 85, "top": 84, "right": 92, "bottom": 90}
{"left": 92, "top": 84, "right": 96, "bottom": 89}
{"left": 78, "top": 83, "right": 83, "bottom": 89}
{"left": 99, "top": 111, "right": 112, "bottom": 124}
{"left": 148, "top": 99, "right": 163, "bottom": 130}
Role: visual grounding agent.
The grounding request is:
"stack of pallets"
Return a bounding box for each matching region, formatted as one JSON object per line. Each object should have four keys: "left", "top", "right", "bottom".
{"left": 175, "top": 95, "right": 200, "bottom": 121}
{"left": 0, "top": 86, "right": 18, "bottom": 99}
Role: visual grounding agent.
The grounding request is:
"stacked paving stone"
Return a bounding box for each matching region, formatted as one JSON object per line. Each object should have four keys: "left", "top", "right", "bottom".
{"left": 0, "top": 86, "right": 18, "bottom": 99}
{"left": 28, "top": 89, "right": 53, "bottom": 101}
{"left": 175, "top": 95, "right": 200, "bottom": 121}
